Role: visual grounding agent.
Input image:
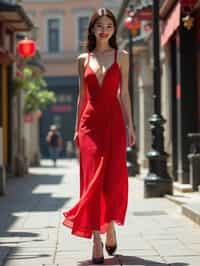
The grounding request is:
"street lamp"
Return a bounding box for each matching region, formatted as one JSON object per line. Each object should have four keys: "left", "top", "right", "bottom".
{"left": 124, "top": 5, "right": 140, "bottom": 176}
{"left": 144, "top": 0, "right": 173, "bottom": 197}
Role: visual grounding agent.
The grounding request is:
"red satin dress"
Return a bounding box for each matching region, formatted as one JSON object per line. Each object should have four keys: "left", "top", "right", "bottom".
{"left": 63, "top": 49, "right": 128, "bottom": 238}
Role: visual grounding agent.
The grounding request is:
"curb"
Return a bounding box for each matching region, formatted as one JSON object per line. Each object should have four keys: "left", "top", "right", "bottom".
{"left": 182, "top": 203, "right": 200, "bottom": 226}
{"left": 165, "top": 194, "right": 200, "bottom": 226}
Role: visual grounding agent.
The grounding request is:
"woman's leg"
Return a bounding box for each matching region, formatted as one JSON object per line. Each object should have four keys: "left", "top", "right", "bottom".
{"left": 92, "top": 231, "right": 104, "bottom": 258}
{"left": 106, "top": 221, "right": 117, "bottom": 246}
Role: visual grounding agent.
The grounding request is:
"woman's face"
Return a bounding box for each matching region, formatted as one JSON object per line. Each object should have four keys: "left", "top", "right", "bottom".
{"left": 93, "top": 15, "right": 115, "bottom": 43}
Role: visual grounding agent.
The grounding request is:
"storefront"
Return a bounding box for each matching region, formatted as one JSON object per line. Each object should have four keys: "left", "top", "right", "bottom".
{"left": 40, "top": 76, "right": 78, "bottom": 158}
{"left": 0, "top": 2, "right": 33, "bottom": 195}
{"left": 160, "top": 0, "right": 200, "bottom": 186}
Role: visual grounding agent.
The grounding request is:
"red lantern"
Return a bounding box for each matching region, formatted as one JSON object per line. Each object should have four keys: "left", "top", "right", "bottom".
{"left": 17, "top": 38, "right": 36, "bottom": 58}
{"left": 124, "top": 16, "right": 133, "bottom": 29}
{"left": 131, "top": 18, "right": 141, "bottom": 30}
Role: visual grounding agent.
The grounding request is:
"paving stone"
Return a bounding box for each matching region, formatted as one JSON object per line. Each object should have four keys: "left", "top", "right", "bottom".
{"left": 149, "top": 239, "right": 186, "bottom": 250}
{"left": 176, "top": 233, "right": 200, "bottom": 244}
{"left": 6, "top": 247, "right": 55, "bottom": 258}
{"left": 0, "top": 237, "right": 20, "bottom": 245}
{"left": 3, "top": 258, "right": 54, "bottom": 266}
{"left": 17, "top": 240, "right": 56, "bottom": 248}
{"left": 142, "top": 233, "right": 179, "bottom": 240}
{"left": 117, "top": 238, "right": 153, "bottom": 250}
{"left": 156, "top": 248, "right": 199, "bottom": 257}
{"left": 189, "top": 243, "right": 200, "bottom": 253}
{"left": 0, "top": 247, "right": 10, "bottom": 266}
{"left": 55, "top": 256, "right": 120, "bottom": 266}
{"left": 182, "top": 202, "right": 200, "bottom": 227}
{"left": 117, "top": 254, "right": 167, "bottom": 265}
{"left": 116, "top": 249, "right": 159, "bottom": 256}
{"left": 164, "top": 256, "right": 200, "bottom": 266}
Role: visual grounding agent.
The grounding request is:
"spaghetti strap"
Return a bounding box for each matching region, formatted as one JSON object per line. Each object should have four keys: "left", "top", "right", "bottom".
{"left": 85, "top": 52, "right": 90, "bottom": 68}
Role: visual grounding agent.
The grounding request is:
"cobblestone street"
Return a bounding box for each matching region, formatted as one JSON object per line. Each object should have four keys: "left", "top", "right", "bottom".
{"left": 0, "top": 159, "right": 200, "bottom": 266}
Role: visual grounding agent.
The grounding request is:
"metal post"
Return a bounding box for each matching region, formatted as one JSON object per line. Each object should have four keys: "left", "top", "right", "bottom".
{"left": 0, "top": 65, "right": 6, "bottom": 195}
{"left": 175, "top": 31, "right": 184, "bottom": 183}
{"left": 126, "top": 13, "right": 139, "bottom": 177}
{"left": 144, "top": 0, "right": 173, "bottom": 197}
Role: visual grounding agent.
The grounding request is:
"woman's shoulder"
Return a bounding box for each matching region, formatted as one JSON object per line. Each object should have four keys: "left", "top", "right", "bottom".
{"left": 77, "top": 53, "right": 88, "bottom": 61}
{"left": 118, "top": 49, "right": 128, "bottom": 60}
{"left": 77, "top": 53, "right": 89, "bottom": 68}
{"left": 117, "top": 49, "right": 129, "bottom": 66}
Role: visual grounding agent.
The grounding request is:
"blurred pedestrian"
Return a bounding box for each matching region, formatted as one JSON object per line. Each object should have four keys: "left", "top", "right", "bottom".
{"left": 46, "top": 125, "right": 63, "bottom": 167}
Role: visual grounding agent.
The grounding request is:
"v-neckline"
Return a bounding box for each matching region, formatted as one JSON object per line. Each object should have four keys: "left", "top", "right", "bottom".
{"left": 88, "top": 62, "right": 117, "bottom": 88}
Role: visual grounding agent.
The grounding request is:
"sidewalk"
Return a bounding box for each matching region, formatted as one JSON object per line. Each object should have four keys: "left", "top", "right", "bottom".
{"left": 0, "top": 159, "right": 200, "bottom": 266}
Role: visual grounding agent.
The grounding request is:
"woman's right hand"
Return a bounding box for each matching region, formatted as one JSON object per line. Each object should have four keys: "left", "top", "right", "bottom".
{"left": 73, "top": 131, "right": 79, "bottom": 148}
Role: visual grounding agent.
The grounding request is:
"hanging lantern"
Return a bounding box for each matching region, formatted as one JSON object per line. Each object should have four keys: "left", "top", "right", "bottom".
{"left": 17, "top": 38, "right": 36, "bottom": 58}
{"left": 124, "top": 16, "right": 133, "bottom": 29}
{"left": 125, "top": 15, "right": 141, "bottom": 32}
{"left": 131, "top": 18, "right": 141, "bottom": 30}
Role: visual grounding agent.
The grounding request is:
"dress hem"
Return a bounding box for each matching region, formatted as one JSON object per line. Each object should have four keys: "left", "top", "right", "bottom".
{"left": 62, "top": 212, "right": 125, "bottom": 239}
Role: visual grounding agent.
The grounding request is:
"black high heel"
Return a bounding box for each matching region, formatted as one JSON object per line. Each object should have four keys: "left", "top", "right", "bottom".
{"left": 105, "top": 244, "right": 117, "bottom": 256}
{"left": 105, "top": 229, "right": 117, "bottom": 256}
{"left": 92, "top": 242, "right": 104, "bottom": 264}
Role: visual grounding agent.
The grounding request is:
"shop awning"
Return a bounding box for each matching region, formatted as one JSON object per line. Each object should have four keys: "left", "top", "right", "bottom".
{"left": 0, "top": 2, "right": 34, "bottom": 32}
{"left": 161, "top": 1, "right": 181, "bottom": 46}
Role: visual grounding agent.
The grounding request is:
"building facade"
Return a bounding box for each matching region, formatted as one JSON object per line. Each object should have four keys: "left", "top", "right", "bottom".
{"left": 117, "top": 0, "right": 200, "bottom": 191}
{"left": 160, "top": 0, "right": 200, "bottom": 189}
{"left": 23, "top": 0, "right": 123, "bottom": 158}
{"left": 0, "top": 0, "right": 33, "bottom": 194}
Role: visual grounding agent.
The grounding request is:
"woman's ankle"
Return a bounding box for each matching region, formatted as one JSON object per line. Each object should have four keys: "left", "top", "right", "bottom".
{"left": 106, "top": 222, "right": 116, "bottom": 245}
{"left": 93, "top": 231, "right": 102, "bottom": 242}
{"left": 107, "top": 221, "right": 115, "bottom": 234}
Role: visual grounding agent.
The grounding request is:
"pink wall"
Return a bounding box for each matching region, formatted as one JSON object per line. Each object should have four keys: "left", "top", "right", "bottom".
{"left": 23, "top": 0, "right": 104, "bottom": 76}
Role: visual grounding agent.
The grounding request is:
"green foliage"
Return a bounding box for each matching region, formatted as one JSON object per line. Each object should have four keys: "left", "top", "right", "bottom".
{"left": 13, "top": 67, "right": 56, "bottom": 114}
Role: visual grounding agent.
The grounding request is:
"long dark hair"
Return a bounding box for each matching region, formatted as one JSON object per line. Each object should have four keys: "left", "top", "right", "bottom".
{"left": 86, "top": 8, "right": 118, "bottom": 52}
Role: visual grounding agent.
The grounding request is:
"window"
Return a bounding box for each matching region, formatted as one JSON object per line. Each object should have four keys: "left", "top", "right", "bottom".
{"left": 47, "top": 18, "right": 60, "bottom": 53}
{"left": 2, "top": 0, "right": 16, "bottom": 3}
{"left": 78, "top": 16, "right": 89, "bottom": 52}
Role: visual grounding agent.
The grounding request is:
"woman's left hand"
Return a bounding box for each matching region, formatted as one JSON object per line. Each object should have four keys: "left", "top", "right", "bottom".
{"left": 127, "top": 126, "right": 136, "bottom": 147}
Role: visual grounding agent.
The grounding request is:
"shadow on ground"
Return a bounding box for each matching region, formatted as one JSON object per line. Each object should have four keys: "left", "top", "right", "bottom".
{"left": 117, "top": 254, "right": 189, "bottom": 265}
{"left": 78, "top": 255, "right": 189, "bottom": 266}
{"left": 0, "top": 160, "right": 73, "bottom": 265}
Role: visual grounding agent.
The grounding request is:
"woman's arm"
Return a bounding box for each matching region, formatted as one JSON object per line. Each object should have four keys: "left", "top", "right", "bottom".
{"left": 119, "top": 50, "right": 136, "bottom": 146}
{"left": 74, "top": 54, "right": 87, "bottom": 134}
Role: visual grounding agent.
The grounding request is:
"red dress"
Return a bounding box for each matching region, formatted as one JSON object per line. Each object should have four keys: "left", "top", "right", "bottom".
{"left": 63, "top": 49, "right": 128, "bottom": 238}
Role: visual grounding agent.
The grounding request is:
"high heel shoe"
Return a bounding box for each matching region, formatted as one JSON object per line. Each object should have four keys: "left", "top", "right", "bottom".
{"left": 105, "top": 244, "right": 117, "bottom": 256}
{"left": 92, "top": 242, "right": 104, "bottom": 264}
{"left": 105, "top": 229, "right": 117, "bottom": 256}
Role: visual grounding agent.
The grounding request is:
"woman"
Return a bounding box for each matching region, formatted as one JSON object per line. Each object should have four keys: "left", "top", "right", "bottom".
{"left": 63, "top": 8, "right": 136, "bottom": 264}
